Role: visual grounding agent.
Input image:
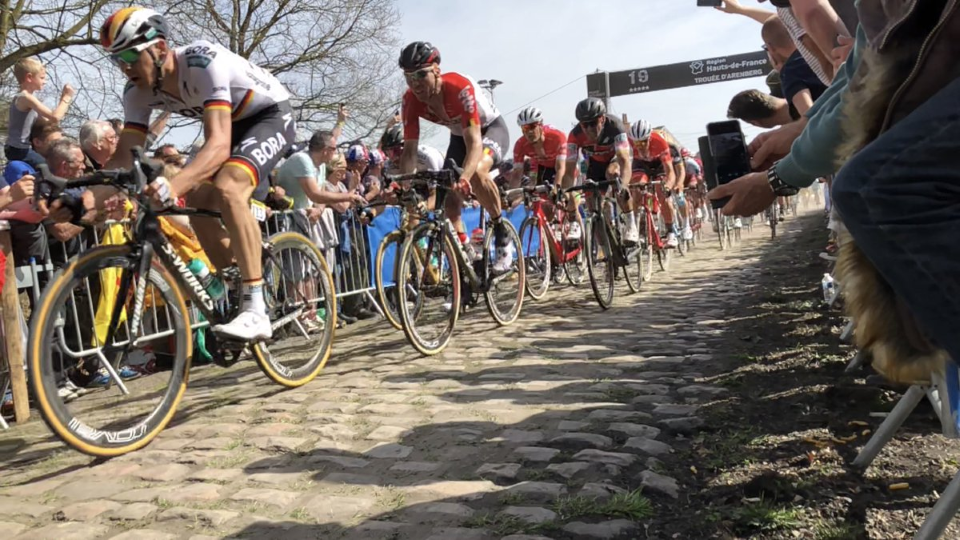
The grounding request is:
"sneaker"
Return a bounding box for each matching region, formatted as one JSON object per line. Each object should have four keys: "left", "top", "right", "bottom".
{"left": 355, "top": 308, "right": 379, "bottom": 320}
{"left": 88, "top": 365, "right": 141, "bottom": 387}
{"left": 665, "top": 232, "right": 679, "bottom": 248}
{"left": 57, "top": 385, "right": 78, "bottom": 403}
{"left": 733, "top": 218, "right": 743, "bottom": 229}
{"left": 492, "top": 245, "right": 514, "bottom": 275}
{"left": 566, "top": 221, "right": 583, "bottom": 241}
{"left": 339, "top": 312, "right": 358, "bottom": 324}
{"left": 213, "top": 310, "right": 273, "bottom": 341}
{"left": 682, "top": 226, "right": 693, "bottom": 241}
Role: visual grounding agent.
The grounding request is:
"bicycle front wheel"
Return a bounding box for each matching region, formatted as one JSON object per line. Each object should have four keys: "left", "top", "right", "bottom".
{"left": 584, "top": 215, "right": 615, "bottom": 310}
{"left": 254, "top": 231, "right": 337, "bottom": 388}
{"left": 397, "top": 222, "right": 460, "bottom": 356}
{"left": 519, "top": 217, "right": 550, "bottom": 301}
{"left": 484, "top": 219, "right": 526, "bottom": 325}
{"left": 29, "top": 245, "right": 191, "bottom": 457}
{"left": 375, "top": 231, "right": 404, "bottom": 330}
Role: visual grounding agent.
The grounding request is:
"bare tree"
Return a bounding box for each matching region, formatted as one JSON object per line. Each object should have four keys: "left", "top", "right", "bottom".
{"left": 159, "top": 0, "right": 403, "bottom": 144}
{"left": 0, "top": 0, "right": 114, "bottom": 81}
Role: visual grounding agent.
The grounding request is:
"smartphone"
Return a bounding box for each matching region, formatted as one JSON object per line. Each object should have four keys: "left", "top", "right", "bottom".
{"left": 698, "top": 135, "right": 725, "bottom": 210}
{"left": 706, "top": 120, "right": 751, "bottom": 209}
{"left": 697, "top": 0, "right": 723, "bottom": 6}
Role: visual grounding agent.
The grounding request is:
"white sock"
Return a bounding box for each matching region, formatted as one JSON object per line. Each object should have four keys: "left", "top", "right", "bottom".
{"left": 624, "top": 211, "right": 636, "bottom": 229}
{"left": 242, "top": 279, "right": 266, "bottom": 315}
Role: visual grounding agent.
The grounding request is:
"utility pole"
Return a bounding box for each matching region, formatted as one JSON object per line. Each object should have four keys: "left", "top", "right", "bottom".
{"left": 477, "top": 79, "right": 503, "bottom": 104}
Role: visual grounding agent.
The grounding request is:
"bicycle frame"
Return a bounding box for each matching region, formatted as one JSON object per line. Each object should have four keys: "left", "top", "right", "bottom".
{"left": 527, "top": 191, "right": 581, "bottom": 264}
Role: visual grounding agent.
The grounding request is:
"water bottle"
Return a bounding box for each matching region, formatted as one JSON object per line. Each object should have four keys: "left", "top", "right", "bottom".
{"left": 470, "top": 228, "right": 485, "bottom": 261}
{"left": 187, "top": 259, "right": 226, "bottom": 301}
{"left": 821, "top": 273, "right": 836, "bottom": 304}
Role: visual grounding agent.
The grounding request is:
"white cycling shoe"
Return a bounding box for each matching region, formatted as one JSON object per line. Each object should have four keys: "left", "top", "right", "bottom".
{"left": 682, "top": 226, "right": 694, "bottom": 240}
{"left": 214, "top": 310, "right": 272, "bottom": 341}
{"left": 665, "top": 232, "right": 679, "bottom": 248}
{"left": 566, "top": 222, "right": 583, "bottom": 241}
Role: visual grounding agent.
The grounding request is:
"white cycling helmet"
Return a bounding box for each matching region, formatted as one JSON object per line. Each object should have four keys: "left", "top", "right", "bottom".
{"left": 516, "top": 106, "right": 544, "bottom": 126}
{"left": 100, "top": 7, "right": 170, "bottom": 54}
{"left": 629, "top": 119, "right": 653, "bottom": 142}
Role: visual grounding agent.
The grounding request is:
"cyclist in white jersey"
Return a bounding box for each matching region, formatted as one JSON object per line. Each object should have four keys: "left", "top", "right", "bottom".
{"left": 380, "top": 124, "right": 444, "bottom": 174}
{"left": 92, "top": 7, "right": 294, "bottom": 340}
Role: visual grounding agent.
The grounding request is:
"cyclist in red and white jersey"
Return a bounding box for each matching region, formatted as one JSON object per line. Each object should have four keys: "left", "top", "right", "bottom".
{"left": 512, "top": 107, "right": 567, "bottom": 186}
{"left": 66, "top": 7, "right": 296, "bottom": 340}
{"left": 562, "top": 98, "right": 632, "bottom": 243}
{"left": 629, "top": 120, "right": 680, "bottom": 248}
{"left": 380, "top": 124, "right": 445, "bottom": 174}
{"left": 398, "top": 42, "right": 513, "bottom": 273}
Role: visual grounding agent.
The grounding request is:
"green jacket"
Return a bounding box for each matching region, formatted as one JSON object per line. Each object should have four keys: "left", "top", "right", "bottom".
{"left": 776, "top": 24, "right": 865, "bottom": 188}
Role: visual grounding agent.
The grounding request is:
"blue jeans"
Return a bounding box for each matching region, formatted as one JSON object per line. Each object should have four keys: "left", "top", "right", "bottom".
{"left": 833, "top": 76, "right": 960, "bottom": 364}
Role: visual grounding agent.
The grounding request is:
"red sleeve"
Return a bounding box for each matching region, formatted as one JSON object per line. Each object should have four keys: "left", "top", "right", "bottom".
{"left": 513, "top": 138, "right": 526, "bottom": 164}
{"left": 442, "top": 73, "right": 481, "bottom": 130}
{"left": 401, "top": 90, "right": 420, "bottom": 140}
{"left": 565, "top": 130, "right": 580, "bottom": 161}
{"left": 547, "top": 129, "right": 567, "bottom": 161}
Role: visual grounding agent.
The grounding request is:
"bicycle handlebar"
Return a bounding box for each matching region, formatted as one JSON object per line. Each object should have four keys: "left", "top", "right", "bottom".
{"left": 36, "top": 146, "right": 160, "bottom": 200}
{"left": 562, "top": 177, "right": 622, "bottom": 194}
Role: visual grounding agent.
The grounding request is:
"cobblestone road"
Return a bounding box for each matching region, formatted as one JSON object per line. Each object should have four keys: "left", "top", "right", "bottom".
{"left": 0, "top": 217, "right": 784, "bottom": 539}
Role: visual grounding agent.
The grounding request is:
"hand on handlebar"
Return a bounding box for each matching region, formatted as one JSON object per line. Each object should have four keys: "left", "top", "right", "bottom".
{"left": 144, "top": 176, "right": 176, "bottom": 209}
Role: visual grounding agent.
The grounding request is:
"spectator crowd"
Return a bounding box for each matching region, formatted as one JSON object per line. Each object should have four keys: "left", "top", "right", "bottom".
{"left": 708, "top": 0, "right": 959, "bottom": 388}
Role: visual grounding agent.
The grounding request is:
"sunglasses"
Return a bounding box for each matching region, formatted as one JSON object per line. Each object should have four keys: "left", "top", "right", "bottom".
{"left": 521, "top": 123, "right": 541, "bottom": 133}
{"left": 403, "top": 68, "right": 432, "bottom": 81}
{"left": 580, "top": 119, "right": 601, "bottom": 129}
{"left": 110, "top": 38, "right": 159, "bottom": 66}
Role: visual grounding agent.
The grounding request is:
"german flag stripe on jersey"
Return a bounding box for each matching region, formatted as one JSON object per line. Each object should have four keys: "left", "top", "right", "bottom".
{"left": 204, "top": 99, "right": 232, "bottom": 113}
{"left": 223, "top": 157, "right": 258, "bottom": 187}
{"left": 122, "top": 122, "right": 148, "bottom": 136}
{"left": 232, "top": 90, "right": 254, "bottom": 120}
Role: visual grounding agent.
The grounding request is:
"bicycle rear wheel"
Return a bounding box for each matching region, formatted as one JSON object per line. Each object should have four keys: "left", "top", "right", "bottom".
{"left": 375, "top": 231, "right": 404, "bottom": 330}
{"left": 519, "top": 217, "right": 550, "bottom": 301}
{"left": 716, "top": 209, "right": 729, "bottom": 251}
{"left": 484, "top": 219, "right": 526, "bottom": 325}
{"left": 584, "top": 215, "right": 615, "bottom": 310}
{"left": 397, "top": 223, "right": 460, "bottom": 356}
{"left": 29, "top": 245, "right": 191, "bottom": 457}
{"left": 254, "top": 231, "right": 336, "bottom": 388}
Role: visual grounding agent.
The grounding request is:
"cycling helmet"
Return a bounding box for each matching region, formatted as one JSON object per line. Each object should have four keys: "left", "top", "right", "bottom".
{"left": 100, "top": 7, "right": 169, "bottom": 53}
{"left": 575, "top": 98, "right": 606, "bottom": 122}
{"left": 516, "top": 106, "right": 544, "bottom": 126}
{"left": 380, "top": 124, "right": 404, "bottom": 149}
{"left": 345, "top": 144, "right": 369, "bottom": 163}
{"left": 399, "top": 41, "right": 440, "bottom": 71}
{"left": 368, "top": 149, "right": 385, "bottom": 166}
{"left": 629, "top": 119, "right": 653, "bottom": 141}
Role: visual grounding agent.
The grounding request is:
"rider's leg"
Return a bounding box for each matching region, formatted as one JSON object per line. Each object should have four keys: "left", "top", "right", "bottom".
{"left": 659, "top": 184, "right": 679, "bottom": 247}
{"left": 468, "top": 153, "right": 502, "bottom": 220}
{"left": 186, "top": 184, "right": 234, "bottom": 271}
{"left": 211, "top": 164, "right": 270, "bottom": 339}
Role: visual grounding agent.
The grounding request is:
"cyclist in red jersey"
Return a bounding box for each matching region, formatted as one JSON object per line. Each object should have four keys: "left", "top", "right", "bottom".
{"left": 512, "top": 107, "right": 567, "bottom": 186}
{"left": 398, "top": 41, "right": 513, "bottom": 273}
{"left": 562, "top": 98, "right": 632, "bottom": 243}
{"left": 629, "top": 120, "right": 679, "bottom": 247}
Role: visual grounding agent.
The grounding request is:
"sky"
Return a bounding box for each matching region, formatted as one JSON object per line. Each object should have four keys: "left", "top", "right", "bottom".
{"left": 396, "top": 0, "right": 775, "bottom": 153}
{"left": 154, "top": 0, "right": 777, "bottom": 153}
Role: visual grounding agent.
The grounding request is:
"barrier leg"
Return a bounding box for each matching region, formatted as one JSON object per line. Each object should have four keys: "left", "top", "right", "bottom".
{"left": 853, "top": 385, "right": 926, "bottom": 469}
{"left": 0, "top": 228, "right": 30, "bottom": 423}
{"left": 840, "top": 320, "right": 855, "bottom": 342}
{"left": 914, "top": 469, "right": 960, "bottom": 540}
{"left": 0, "top": 377, "right": 9, "bottom": 430}
{"left": 845, "top": 350, "right": 869, "bottom": 373}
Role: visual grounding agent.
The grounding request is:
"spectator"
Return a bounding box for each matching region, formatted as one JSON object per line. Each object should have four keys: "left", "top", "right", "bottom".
{"left": 5, "top": 56, "right": 75, "bottom": 168}
{"left": 762, "top": 15, "right": 829, "bottom": 115}
{"left": 154, "top": 143, "right": 183, "bottom": 165}
{"left": 728, "top": 89, "right": 799, "bottom": 128}
{"left": 107, "top": 118, "right": 124, "bottom": 137}
{"left": 345, "top": 144, "right": 381, "bottom": 202}
{"left": 717, "top": 0, "right": 833, "bottom": 83}
{"left": 79, "top": 120, "right": 119, "bottom": 171}
{"left": 44, "top": 138, "right": 87, "bottom": 248}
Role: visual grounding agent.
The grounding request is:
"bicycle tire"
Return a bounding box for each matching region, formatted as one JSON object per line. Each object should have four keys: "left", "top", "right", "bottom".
{"left": 253, "top": 231, "right": 336, "bottom": 388}
{"left": 639, "top": 209, "right": 654, "bottom": 282}
{"left": 484, "top": 219, "right": 526, "bottom": 325}
{"left": 519, "top": 217, "right": 550, "bottom": 301}
{"left": 375, "top": 231, "right": 404, "bottom": 330}
{"left": 621, "top": 215, "right": 643, "bottom": 294}
{"left": 584, "top": 215, "right": 615, "bottom": 310}
{"left": 397, "top": 222, "right": 460, "bottom": 356}
{"left": 29, "top": 245, "right": 191, "bottom": 457}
